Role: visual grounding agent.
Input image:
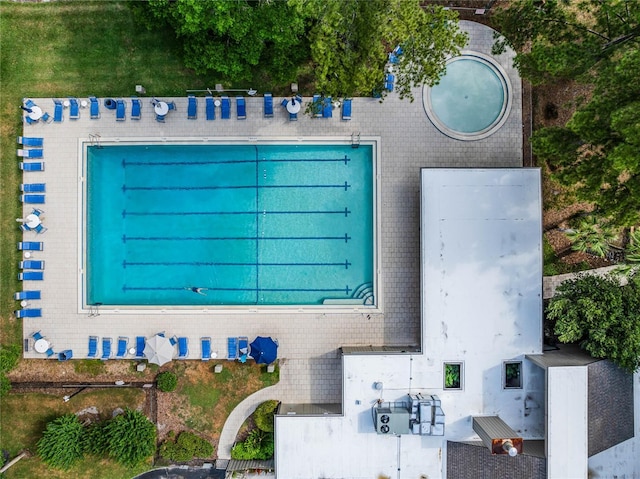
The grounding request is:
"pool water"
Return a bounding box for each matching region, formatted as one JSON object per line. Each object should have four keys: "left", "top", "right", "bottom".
{"left": 86, "top": 143, "right": 374, "bottom": 306}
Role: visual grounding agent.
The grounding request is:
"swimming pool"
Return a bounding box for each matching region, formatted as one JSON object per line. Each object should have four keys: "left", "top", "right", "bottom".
{"left": 84, "top": 141, "right": 377, "bottom": 307}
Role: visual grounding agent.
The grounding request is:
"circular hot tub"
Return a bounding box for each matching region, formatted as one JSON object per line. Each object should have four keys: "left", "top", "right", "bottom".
{"left": 423, "top": 52, "right": 511, "bottom": 140}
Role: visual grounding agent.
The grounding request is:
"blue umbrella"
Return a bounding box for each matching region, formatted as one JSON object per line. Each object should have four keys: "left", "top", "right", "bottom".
{"left": 249, "top": 336, "right": 278, "bottom": 364}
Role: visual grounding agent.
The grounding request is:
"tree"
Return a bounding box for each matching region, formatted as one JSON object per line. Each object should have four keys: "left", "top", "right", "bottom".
{"left": 546, "top": 274, "right": 640, "bottom": 373}
{"left": 37, "top": 414, "right": 85, "bottom": 469}
{"left": 254, "top": 400, "right": 279, "bottom": 433}
{"left": 292, "top": 0, "right": 467, "bottom": 100}
{"left": 565, "top": 215, "right": 617, "bottom": 257}
{"left": 103, "top": 409, "right": 156, "bottom": 467}
{"left": 134, "top": 0, "right": 308, "bottom": 84}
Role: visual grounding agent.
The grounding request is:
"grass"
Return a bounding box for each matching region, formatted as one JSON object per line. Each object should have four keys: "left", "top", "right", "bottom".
{"left": 0, "top": 389, "right": 148, "bottom": 478}
{"left": 74, "top": 360, "right": 107, "bottom": 376}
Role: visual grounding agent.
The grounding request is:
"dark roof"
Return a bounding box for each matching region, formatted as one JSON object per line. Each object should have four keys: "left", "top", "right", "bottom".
{"left": 446, "top": 441, "right": 546, "bottom": 479}
{"left": 588, "top": 360, "right": 635, "bottom": 456}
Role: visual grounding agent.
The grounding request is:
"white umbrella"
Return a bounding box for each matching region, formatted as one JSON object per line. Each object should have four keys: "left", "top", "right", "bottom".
{"left": 145, "top": 334, "right": 174, "bottom": 366}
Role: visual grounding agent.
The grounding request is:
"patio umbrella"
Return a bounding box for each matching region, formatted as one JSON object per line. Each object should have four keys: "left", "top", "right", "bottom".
{"left": 145, "top": 334, "right": 174, "bottom": 366}
{"left": 249, "top": 336, "right": 278, "bottom": 364}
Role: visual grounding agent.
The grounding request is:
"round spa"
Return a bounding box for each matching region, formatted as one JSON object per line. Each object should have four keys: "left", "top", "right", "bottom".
{"left": 423, "top": 52, "right": 511, "bottom": 141}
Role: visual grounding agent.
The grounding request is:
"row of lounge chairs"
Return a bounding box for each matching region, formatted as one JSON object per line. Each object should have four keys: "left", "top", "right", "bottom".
{"left": 17, "top": 136, "right": 44, "bottom": 172}
{"left": 86, "top": 335, "right": 191, "bottom": 360}
{"left": 15, "top": 237, "right": 45, "bottom": 318}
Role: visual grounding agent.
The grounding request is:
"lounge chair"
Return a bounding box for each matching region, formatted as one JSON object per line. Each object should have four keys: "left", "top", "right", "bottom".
{"left": 20, "top": 194, "right": 45, "bottom": 204}
{"left": 116, "top": 337, "right": 128, "bottom": 358}
{"left": 32, "top": 331, "right": 43, "bottom": 340}
{"left": 19, "top": 260, "right": 44, "bottom": 270}
{"left": 15, "top": 308, "right": 42, "bottom": 318}
{"left": 101, "top": 337, "right": 112, "bottom": 360}
{"left": 14, "top": 290, "right": 41, "bottom": 300}
{"left": 323, "top": 97, "right": 333, "bottom": 118}
{"left": 17, "top": 241, "right": 43, "bottom": 251}
{"left": 20, "top": 183, "right": 46, "bottom": 193}
{"left": 205, "top": 96, "right": 215, "bottom": 120}
{"left": 34, "top": 224, "right": 47, "bottom": 234}
{"left": 385, "top": 73, "right": 395, "bottom": 91}
{"left": 238, "top": 336, "right": 249, "bottom": 363}
{"left": 227, "top": 337, "right": 238, "bottom": 360}
{"left": 178, "top": 337, "right": 188, "bottom": 358}
{"left": 187, "top": 95, "right": 197, "bottom": 119}
{"left": 89, "top": 96, "right": 100, "bottom": 119}
{"left": 87, "top": 336, "right": 98, "bottom": 358}
{"left": 19, "top": 271, "right": 44, "bottom": 281}
{"left": 69, "top": 98, "right": 80, "bottom": 119}
{"left": 236, "top": 96, "right": 246, "bottom": 119}
{"left": 17, "top": 149, "right": 43, "bottom": 159}
{"left": 116, "top": 99, "right": 126, "bottom": 121}
{"left": 135, "top": 336, "right": 145, "bottom": 357}
{"left": 53, "top": 100, "right": 63, "bottom": 122}
{"left": 201, "top": 337, "right": 211, "bottom": 361}
{"left": 263, "top": 93, "right": 273, "bottom": 118}
{"left": 58, "top": 350, "right": 72, "bottom": 361}
{"left": 221, "top": 96, "right": 231, "bottom": 119}
{"left": 17, "top": 137, "right": 44, "bottom": 147}
{"left": 342, "top": 98, "right": 352, "bottom": 121}
{"left": 131, "top": 97, "right": 141, "bottom": 120}
{"left": 20, "top": 162, "right": 44, "bottom": 172}
{"left": 312, "top": 94, "right": 322, "bottom": 117}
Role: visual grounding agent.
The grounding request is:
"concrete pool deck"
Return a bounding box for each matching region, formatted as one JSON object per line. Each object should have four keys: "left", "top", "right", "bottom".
{"left": 17, "top": 19, "right": 522, "bottom": 453}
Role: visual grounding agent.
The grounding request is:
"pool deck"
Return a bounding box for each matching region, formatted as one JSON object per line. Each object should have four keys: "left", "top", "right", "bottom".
{"left": 17, "top": 20, "right": 521, "bottom": 451}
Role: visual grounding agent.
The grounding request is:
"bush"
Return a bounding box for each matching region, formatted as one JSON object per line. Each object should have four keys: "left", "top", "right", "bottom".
{"left": 160, "top": 431, "right": 213, "bottom": 461}
{"left": 83, "top": 420, "right": 109, "bottom": 456}
{"left": 254, "top": 400, "right": 279, "bottom": 433}
{"left": 231, "top": 429, "right": 274, "bottom": 460}
{"left": 156, "top": 371, "right": 178, "bottom": 392}
{"left": 103, "top": 409, "right": 156, "bottom": 467}
{"left": 37, "top": 414, "right": 85, "bottom": 469}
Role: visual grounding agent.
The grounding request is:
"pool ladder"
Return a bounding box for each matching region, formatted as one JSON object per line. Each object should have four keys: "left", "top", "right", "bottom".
{"left": 351, "top": 132, "right": 361, "bottom": 148}
{"left": 89, "top": 133, "right": 102, "bottom": 148}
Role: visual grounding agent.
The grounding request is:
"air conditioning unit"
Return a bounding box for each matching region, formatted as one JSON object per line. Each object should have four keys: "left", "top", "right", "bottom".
{"left": 375, "top": 405, "right": 411, "bottom": 435}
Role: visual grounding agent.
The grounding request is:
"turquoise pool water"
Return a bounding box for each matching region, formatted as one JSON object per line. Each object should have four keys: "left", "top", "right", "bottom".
{"left": 86, "top": 143, "right": 374, "bottom": 306}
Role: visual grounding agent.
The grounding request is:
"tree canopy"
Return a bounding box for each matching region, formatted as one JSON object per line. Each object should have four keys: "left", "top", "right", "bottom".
{"left": 37, "top": 414, "right": 85, "bottom": 469}
{"left": 546, "top": 273, "right": 640, "bottom": 373}
{"left": 493, "top": 0, "right": 640, "bottom": 227}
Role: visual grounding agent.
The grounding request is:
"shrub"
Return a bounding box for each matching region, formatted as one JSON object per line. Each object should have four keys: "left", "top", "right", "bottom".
{"left": 156, "top": 371, "right": 178, "bottom": 392}
{"left": 160, "top": 431, "right": 213, "bottom": 461}
{"left": 37, "top": 414, "right": 85, "bottom": 469}
{"left": 254, "top": 400, "right": 279, "bottom": 433}
{"left": 103, "top": 409, "right": 156, "bottom": 467}
{"left": 83, "top": 420, "right": 109, "bottom": 456}
{"left": 231, "top": 429, "right": 274, "bottom": 460}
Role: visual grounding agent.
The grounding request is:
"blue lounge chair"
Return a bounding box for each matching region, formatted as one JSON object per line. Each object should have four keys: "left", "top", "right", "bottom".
{"left": 312, "top": 94, "right": 322, "bottom": 117}
{"left": 263, "top": 93, "right": 273, "bottom": 118}
{"left": 20, "top": 260, "right": 44, "bottom": 270}
{"left": 32, "top": 331, "right": 43, "bottom": 340}
{"left": 101, "top": 337, "right": 112, "bottom": 360}
{"left": 227, "top": 337, "right": 238, "bottom": 360}
{"left": 385, "top": 73, "right": 395, "bottom": 91}
{"left": 14, "top": 290, "right": 41, "bottom": 300}
{"left": 131, "top": 97, "right": 141, "bottom": 120}
{"left": 34, "top": 224, "right": 48, "bottom": 235}
{"left": 323, "top": 97, "right": 333, "bottom": 118}
{"left": 201, "top": 337, "right": 211, "bottom": 361}
{"left": 187, "top": 95, "right": 197, "bottom": 119}
{"left": 15, "top": 308, "right": 42, "bottom": 318}
{"left": 89, "top": 96, "right": 100, "bottom": 119}
{"left": 178, "top": 337, "right": 188, "bottom": 358}
{"left": 20, "top": 183, "right": 46, "bottom": 193}
{"left": 20, "top": 194, "right": 45, "bottom": 204}
{"left": 58, "top": 350, "right": 73, "bottom": 361}
{"left": 69, "top": 98, "right": 80, "bottom": 119}
{"left": 20, "top": 162, "right": 44, "bottom": 172}
{"left": 53, "top": 100, "right": 63, "bottom": 122}
{"left": 17, "top": 137, "right": 44, "bottom": 147}
{"left": 205, "top": 96, "right": 215, "bottom": 120}
{"left": 221, "top": 96, "right": 230, "bottom": 119}
{"left": 88, "top": 336, "right": 98, "bottom": 358}
{"left": 135, "top": 336, "right": 145, "bottom": 357}
{"left": 238, "top": 336, "right": 249, "bottom": 363}
{"left": 17, "top": 149, "right": 43, "bottom": 159}
{"left": 19, "top": 271, "right": 44, "bottom": 281}
{"left": 17, "top": 241, "right": 43, "bottom": 251}
{"left": 116, "top": 337, "right": 128, "bottom": 358}
{"left": 342, "top": 98, "right": 352, "bottom": 121}
{"left": 116, "top": 99, "right": 125, "bottom": 121}
{"left": 236, "top": 96, "right": 246, "bottom": 119}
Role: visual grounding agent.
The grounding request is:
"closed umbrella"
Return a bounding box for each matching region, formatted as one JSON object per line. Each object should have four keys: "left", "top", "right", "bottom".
{"left": 249, "top": 336, "right": 278, "bottom": 364}
{"left": 145, "top": 334, "right": 174, "bottom": 366}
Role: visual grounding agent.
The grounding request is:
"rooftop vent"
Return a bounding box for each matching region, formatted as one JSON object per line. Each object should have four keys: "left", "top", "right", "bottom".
{"left": 472, "top": 416, "right": 522, "bottom": 456}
